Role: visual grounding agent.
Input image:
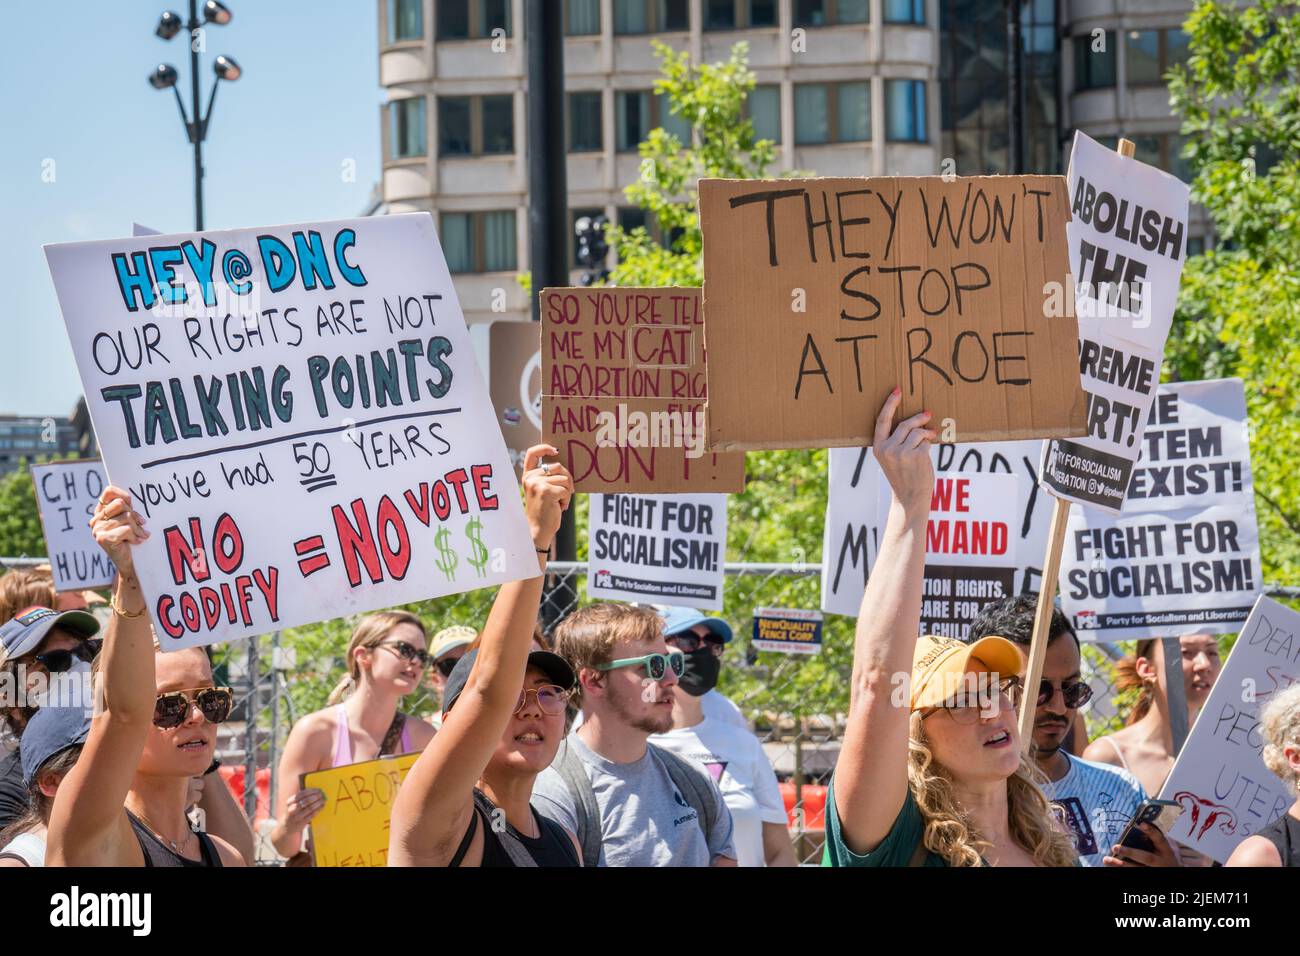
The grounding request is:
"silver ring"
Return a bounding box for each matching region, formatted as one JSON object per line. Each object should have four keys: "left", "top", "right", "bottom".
{"left": 540, "top": 462, "right": 552, "bottom": 474}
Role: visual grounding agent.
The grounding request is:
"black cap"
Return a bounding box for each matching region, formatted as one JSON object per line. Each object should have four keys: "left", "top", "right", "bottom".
{"left": 442, "top": 647, "right": 576, "bottom": 717}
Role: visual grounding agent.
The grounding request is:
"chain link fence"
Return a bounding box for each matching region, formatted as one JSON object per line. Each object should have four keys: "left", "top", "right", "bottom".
{"left": 3, "top": 556, "right": 1294, "bottom": 866}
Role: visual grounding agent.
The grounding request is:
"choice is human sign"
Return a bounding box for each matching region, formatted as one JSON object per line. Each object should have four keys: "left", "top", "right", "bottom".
{"left": 45, "top": 214, "right": 535, "bottom": 649}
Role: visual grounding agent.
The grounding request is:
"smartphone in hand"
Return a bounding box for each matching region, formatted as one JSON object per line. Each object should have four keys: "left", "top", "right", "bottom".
{"left": 1116, "top": 799, "right": 1183, "bottom": 853}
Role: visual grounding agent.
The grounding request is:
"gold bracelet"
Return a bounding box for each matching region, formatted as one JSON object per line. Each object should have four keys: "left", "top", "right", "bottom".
{"left": 111, "top": 593, "right": 148, "bottom": 619}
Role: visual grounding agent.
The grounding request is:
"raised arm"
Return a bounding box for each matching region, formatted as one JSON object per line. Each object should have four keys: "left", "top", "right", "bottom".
{"left": 47, "top": 487, "right": 154, "bottom": 866}
{"left": 832, "top": 390, "right": 935, "bottom": 855}
{"left": 387, "top": 445, "right": 572, "bottom": 865}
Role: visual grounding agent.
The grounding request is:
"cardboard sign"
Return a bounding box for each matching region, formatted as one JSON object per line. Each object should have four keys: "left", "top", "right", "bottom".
{"left": 698, "top": 176, "right": 1087, "bottom": 451}
{"left": 752, "top": 607, "right": 823, "bottom": 655}
{"left": 587, "top": 493, "right": 726, "bottom": 609}
{"left": 541, "top": 287, "right": 744, "bottom": 493}
{"left": 1039, "top": 132, "right": 1191, "bottom": 512}
{"left": 45, "top": 214, "right": 536, "bottom": 649}
{"left": 821, "top": 441, "right": 1052, "bottom": 638}
{"left": 1060, "top": 379, "right": 1261, "bottom": 640}
{"left": 30, "top": 460, "right": 117, "bottom": 591}
{"left": 489, "top": 320, "right": 542, "bottom": 477}
{"left": 1158, "top": 596, "right": 1300, "bottom": 863}
{"left": 302, "top": 752, "right": 420, "bottom": 867}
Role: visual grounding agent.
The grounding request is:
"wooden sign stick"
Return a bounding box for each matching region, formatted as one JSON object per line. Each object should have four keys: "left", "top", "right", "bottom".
{"left": 1018, "top": 137, "right": 1136, "bottom": 755}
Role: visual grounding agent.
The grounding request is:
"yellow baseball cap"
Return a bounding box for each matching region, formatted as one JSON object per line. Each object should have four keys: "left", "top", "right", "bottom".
{"left": 910, "top": 635, "right": 1023, "bottom": 710}
{"left": 431, "top": 625, "right": 476, "bottom": 660}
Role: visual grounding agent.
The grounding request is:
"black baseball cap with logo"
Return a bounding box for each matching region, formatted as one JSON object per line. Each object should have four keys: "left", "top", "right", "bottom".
{"left": 441, "top": 647, "right": 576, "bottom": 717}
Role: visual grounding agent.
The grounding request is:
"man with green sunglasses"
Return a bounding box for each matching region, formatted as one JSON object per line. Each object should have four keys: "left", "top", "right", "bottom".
{"left": 532, "top": 603, "right": 736, "bottom": 867}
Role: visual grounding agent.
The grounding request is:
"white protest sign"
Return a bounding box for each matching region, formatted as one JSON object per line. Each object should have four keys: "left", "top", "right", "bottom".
{"left": 822, "top": 441, "right": 1052, "bottom": 637}
{"left": 1159, "top": 596, "right": 1300, "bottom": 863}
{"left": 1039, "top": 131, "right": 1190, "bottom": 513}
{"left": 44, "top": 213, "right": 536, "bottom": 650}
{"left": 29, "top": 460, "right": 117, "bottom": 591}
{"left": 587, "top": 493, "right": 726, "bottom": 610}
{"left": 1060, "top": 379, "right": 1261, "bottom": 639}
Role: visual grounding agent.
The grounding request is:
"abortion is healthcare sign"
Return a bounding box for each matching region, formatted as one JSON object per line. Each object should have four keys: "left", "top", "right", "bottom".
{"left": 45, "top": 214, "right": 536, "bottom": 649}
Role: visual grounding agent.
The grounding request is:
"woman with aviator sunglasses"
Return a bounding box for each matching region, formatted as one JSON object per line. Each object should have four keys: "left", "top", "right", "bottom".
{"left": 45, "top": 486, "right": 245, "bottom": 866}
{"left": 389, "top": 445, "right": 581, "bottom": 866}
{"left": 271, "top": 611, "right": 438, "bottom": 862}
{"left": 824, "top": 391, "right": 1079, "bottom": 867}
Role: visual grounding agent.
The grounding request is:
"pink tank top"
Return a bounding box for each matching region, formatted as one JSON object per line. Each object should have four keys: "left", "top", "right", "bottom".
{"left": 331, "top": 704, "right": 411, "bottom": 767}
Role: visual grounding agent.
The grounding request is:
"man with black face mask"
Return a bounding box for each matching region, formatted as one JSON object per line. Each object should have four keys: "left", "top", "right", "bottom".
{"left": 650, "top": 607, "right": 795, "bottom": 867}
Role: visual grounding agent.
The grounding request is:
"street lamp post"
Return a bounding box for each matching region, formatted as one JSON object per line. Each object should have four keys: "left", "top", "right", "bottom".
{"left": 149, "top": 1, "right": 241, "bottom": 231}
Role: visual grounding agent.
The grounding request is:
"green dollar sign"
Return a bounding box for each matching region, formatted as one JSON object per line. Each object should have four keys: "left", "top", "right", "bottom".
{"left": 434, "top": 526, "right": 458, "bottom": 581}
{"left": 465, "top": 517, "right": 489, "bottom": 576}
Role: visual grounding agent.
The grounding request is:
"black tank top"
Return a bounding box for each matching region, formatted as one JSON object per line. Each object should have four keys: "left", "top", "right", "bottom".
{"left": 127, "top": 811, "right": 222, "bottom": 867}
{"left": 449, "top": 789, "right": 578, "bottom": 868}
{"left": 1259, "top": 811, "right": 1300, "bottom": 867}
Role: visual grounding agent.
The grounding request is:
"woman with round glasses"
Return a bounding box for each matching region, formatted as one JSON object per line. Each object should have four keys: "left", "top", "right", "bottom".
{"left": 824, "top": 391, "right": 1078, "bottom": 867}
{"left": 45, "top": 486, "right": 245, "bottom": 866}
{"left": 389, "top": 445, "right": 581, "bottom": 867}
{"left": 270, "top": 611, "right": 437, "bottom": 862}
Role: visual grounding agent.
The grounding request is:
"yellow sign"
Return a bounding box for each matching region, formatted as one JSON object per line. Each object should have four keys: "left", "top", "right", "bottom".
{"left": 302, "top": 752, "right": 420, "bottom": 867}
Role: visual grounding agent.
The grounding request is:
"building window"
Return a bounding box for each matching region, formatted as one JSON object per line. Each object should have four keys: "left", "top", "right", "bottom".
{"left": 886, "top": 79, "right": 926, "bottom": 142}
{"left": 1126, "top": 28, "right": 1190, "bottom": 86}
{"left": 566, "top": 0, "right": 600, "bottom": 35}
{"left": 1075, "top": 31, "right": 1117, "bottom": 90}
{"left": 569, "top": 92, "right": 603, "bottom": 152}
{"left": 794, "top": 82, "right": 870, "bottom": 145}
{"left": 747, "top": 84, "right": 781, "bottom": 143}
{"left": 441, "top": 211, "right": 517, "bottom": 273}
{"left": 618, "top": 206, "right": 651, "bottom": 235}
{"left": 1125, "top": 30, "right": 1161, "bottom": 85}
{"left": 616, "top": 90, "right": 690, "bottom": 151}
{"left": 794, "top": 0, "right": 869, "bottom": 28}
{"left": 389, "top": 97, "right": 427, "bottom": 159}
{"left": 883, "top": 0, "right": 925, "bottom": 25}
{"left": 439, "top": 95, "right": 514, "bottom": 157}
{"left": 704, "top": 0, "right": 777, "bottom": 29}
{"left": 438, "top": 0, "right": 512, "bottom": 40}
{"left": 614, "top": 0, "right": 689, "bottom": 34}
{"left": 387, "top": 0, "right": 423, "bottom": 42}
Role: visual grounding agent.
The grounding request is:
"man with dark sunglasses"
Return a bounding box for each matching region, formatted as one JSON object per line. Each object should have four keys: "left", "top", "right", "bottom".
{"left": 0, "top": 606, "right": 101, "bottom": 832}
{"left": 967, "top": 595, "right": 1157, "bottom": 866}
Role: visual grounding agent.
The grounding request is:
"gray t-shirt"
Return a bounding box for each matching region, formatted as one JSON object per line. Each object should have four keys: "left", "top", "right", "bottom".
{"left": 532, "top": 732, "right": 736, "bottom": 867}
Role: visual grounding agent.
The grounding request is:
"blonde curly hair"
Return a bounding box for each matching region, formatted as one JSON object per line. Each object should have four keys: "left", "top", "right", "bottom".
{"left": 907, "top": 712, "right": 1079, "bottom": 867}
{"left": 1261, "top": 684, "right": 1300, "bottom": 795}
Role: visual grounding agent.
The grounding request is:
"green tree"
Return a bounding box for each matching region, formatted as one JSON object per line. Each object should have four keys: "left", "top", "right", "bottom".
{"left": 1166, "top": 0, "right": 1300, "bottom": 588}
{"left": 0, "top": 462, "right": 50, "bottom": 559}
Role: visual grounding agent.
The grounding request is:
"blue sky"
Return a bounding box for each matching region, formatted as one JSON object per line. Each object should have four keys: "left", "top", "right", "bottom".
{"left": 0, "top": 1, "right": 381, "bottom": 416}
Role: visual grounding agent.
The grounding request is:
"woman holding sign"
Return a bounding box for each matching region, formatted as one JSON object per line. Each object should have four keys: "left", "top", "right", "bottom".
{"left": 269, "top": 610, "right": 438, "bottom": 862}
{"left": 44, "top": 487, "right": 245, "bottom": 866}
{"left": 388, "top": 445, "right": 581, "bottom": 867}
{"left": 824, "top": 390, "right": 1078, "bottom": 867}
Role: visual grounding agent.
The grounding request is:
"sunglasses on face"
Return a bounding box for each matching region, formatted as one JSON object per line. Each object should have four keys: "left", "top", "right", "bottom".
{"left": 666, "top": 633, "right": 724, "bottom": 657}
{"left": 435, "top": 654, "right": 463, "bottom": 679}
{"left": 153, "top": 686, "right": 234, "bottom": 729}
{"left": 1037, "top": 678, "right": 1093, "bottom": 709}
{"left": 922, "top": 676, "right": 1024, "bottom": 726}
{"left": 515, "top": 684, "right": 571, "bottom": 716}
{"left": 378, "top": 640, "right": 431, "bottom": 668}
{"left": 596, "top": 651, "right": 685, "bottom": 682}
{"left": 23, "top": 639, "right": 101, "bottom": 674}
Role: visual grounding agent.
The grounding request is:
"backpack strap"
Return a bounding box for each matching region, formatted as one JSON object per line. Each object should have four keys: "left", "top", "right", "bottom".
{"left": 553, "top": 738, "right": 602, "bottom": 867}
{"left": 650, "top": 743, "right": 721, "bottom": 850}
